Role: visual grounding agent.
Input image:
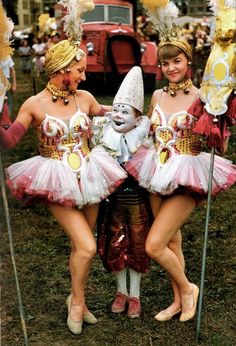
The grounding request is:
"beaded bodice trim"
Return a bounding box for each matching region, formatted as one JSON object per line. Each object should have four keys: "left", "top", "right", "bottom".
{"left": 151, "top": 104, "right": 201, "bottom": 164}
{"left": 38, "top": 112, "right": 91, "bottom": 172}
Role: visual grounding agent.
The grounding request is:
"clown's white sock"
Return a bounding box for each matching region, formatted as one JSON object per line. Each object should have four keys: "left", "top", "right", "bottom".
{"left": 129, "top": 268, "right": 141, "bottom": 298}
{"left": 116, "top": 268, "right": 128, "bottom": 296}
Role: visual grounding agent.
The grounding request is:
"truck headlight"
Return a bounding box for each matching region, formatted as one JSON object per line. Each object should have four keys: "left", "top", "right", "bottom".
{"left": 86, "top": 42, "right": 94, "bottom": 54}
{"left": 140, "top": 43, "right": 146, "bottom": 54}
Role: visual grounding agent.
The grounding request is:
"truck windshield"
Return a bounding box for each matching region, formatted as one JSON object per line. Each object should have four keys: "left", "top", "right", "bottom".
{"left": 108, "top": 6, "right": 131, "bottom": 24}
{"left": 83, "top": 4, "right": 131, "bottom": 25}
{"left": 83, "top": 5, "right": 105, "bottom": 22}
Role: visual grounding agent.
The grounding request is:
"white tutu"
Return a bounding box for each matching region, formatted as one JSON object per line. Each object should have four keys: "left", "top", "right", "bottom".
{"left": 6, "top": 145, "right": 127, "bottom": 208}
{"left": 125, "top": 145, "right": 236, "bottom": 196}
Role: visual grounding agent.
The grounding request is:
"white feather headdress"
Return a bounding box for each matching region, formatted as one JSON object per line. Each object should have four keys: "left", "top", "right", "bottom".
{"left": 208, "top": 0, "right": 236, "bottom": 13}
{"left": 140, "top": 0, "right": 180, "bottom": 42}
{"left": 58, "top": 0, "right": 95, "bottom": 44}
{"left": 0, "top": 3, "right": 14, "bottom": 60}
{"left": 207, "top": 0, "right": 236, "bottom": 38}
{"left": 140, "top": 0, "right": 192, "bottom": 59}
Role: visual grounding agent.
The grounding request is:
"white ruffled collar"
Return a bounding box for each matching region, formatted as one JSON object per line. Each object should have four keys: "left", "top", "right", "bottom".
{"left": 101, "top": 116, "right": 150, "bottom": 163}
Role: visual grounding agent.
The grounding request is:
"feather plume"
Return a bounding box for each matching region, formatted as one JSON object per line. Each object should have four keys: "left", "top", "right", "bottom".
{"left": 58, "top": 0, "right": 95, "bottom": 43}
{"left": 208, "top": 0, "right": 236, "bottom": 14}
{"left": 144, "top": 1, "right": 179, "bottom": 38}
{"left": 225, "top": 0, "right": 236, "bottom": 7}
{"left": 0, "top": 4, "right": 14, "bottom": 60}
{"left": 207, "top": 0, "right": 236, "bottom": 38}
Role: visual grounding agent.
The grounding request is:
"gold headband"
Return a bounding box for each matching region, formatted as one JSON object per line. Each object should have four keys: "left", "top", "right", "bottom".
{"left": 158, "top": 39, "right": 192, "bottom": 60}
{"left": 45, "top": 40, "right": 85, "bottom": 76}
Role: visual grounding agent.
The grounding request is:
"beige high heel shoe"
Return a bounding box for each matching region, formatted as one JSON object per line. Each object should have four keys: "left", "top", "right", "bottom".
{"left": 66, "top": 295, "right": 83, "bottom": 334}
{"left": 83, "top": 309, "right": 98, "bottom": 324}
{"left": 67, "top": 295, "right": 98, "bottom": 325}
{"left": 179, "top": 284, "right": 199, "bottom": 322}
{"left": 154, "top": 307, "right": 181, "bottom": 321}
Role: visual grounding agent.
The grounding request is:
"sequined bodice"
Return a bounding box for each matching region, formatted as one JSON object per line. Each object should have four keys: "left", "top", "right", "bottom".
{"left": 37, "top": 111, "right": 91, "bottom": 172}
{"left": 151, "top": 104, "right": 201, "bottom": 164}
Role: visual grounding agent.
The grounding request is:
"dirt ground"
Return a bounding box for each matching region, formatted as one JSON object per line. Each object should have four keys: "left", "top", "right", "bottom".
{"left": 1, "top": 57, "right": 236, "bottom": 346}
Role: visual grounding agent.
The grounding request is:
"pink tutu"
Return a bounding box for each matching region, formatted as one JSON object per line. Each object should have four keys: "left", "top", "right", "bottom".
{"left": 125, "top": 145, "right": 236, "bottom": 197}
{"left": 6, "top": 145, "right": 127, "bottom": 208}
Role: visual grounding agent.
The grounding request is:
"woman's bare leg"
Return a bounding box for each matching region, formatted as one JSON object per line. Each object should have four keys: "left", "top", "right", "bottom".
{"left": 49, "top": 204, "right": 97, "bottom": 321}
{"left": 163, "top": 230, "right": 184, "bottom": 314}
{"left": 149, "top": 193, "right": 162, "bottom": 218}
{"left": 150, "top": 194, "right": 183, "bottom": 313}
{"left": 82, "top": 204, "right": 99, "bottom": 231}
{"left": 146, "top": 194, "right": 196, "bottom": 314}
{"left": 81, "top": 203, "right": 99, "bottom": 315}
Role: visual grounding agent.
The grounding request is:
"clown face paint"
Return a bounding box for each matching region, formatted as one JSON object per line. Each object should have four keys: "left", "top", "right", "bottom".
{"left": 111, "top": 104, "right": 137, "bottom": 133}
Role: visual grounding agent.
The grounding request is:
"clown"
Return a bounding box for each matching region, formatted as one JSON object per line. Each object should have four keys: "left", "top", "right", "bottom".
{"left": 92, "top": 67, "right": 153, "bottom": 318}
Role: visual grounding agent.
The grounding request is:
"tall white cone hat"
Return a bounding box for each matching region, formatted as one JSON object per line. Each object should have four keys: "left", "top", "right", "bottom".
{"left": 113, "top": 66, "right": 144, "bottom": 113}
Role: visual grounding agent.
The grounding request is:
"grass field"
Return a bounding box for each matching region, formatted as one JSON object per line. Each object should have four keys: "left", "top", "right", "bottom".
{"left": 1, "top": 56, "right": 236, "bottom": 346}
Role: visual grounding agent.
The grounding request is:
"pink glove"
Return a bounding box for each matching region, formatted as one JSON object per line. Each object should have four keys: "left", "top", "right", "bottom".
{"left": 0, "top": 121, "right": 27, "bottom": 149}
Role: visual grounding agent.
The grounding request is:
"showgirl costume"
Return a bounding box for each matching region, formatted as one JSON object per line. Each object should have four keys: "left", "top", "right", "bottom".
{"left": 132, "top": 0, "right": 236, "bottom": 197}
{"left": 93, "top": 115, "right": 153, "bottom": 273}
{"left": 125, "top": 98, "right": 236, "bottom": 198}
{"left": 5, "top": 98, "right": 127, "bottom": 208}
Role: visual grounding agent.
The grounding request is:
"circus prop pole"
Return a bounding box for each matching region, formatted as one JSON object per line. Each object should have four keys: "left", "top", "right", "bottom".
{"left": 0, "top": 150, "right": 29, "bottom": 346}
{"left": 189, "top": 0, "right": 236, "bottom": 338}
{"left": 196, "top": 146, "right": 215, "bottom": 340}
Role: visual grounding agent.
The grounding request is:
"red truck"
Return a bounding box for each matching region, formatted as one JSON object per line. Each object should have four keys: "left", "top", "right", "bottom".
{"left": 78, "top": 0, "right": 158, "bottom": 92}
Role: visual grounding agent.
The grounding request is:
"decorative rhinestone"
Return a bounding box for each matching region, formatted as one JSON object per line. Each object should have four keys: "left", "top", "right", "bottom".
{"left": 163, "top": 86, "right": 169, "bottom": 93}
{"left": 64, "top": 98, "right": 69, "bottom": 105}
{"left": 170, "top": 90, "right": 176, "bottom": 97}
{"left": 52, "top": 95, "right": 57, "bottom": 102}
{"left": 184, "top": 88, "right": 190, "bottom": 94}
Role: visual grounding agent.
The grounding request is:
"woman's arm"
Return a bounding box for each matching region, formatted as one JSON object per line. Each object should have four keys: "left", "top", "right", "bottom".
{"left": 147, "top": 90, "right": 159, "bottom": 117}
{"left": 216, "top": 136, "right": 229, "bottom": 155}
{"left": 0, "top": 121, "right": 27, "bottom": 148}
{"left": 10, "top": 66, "right": 17, "bottom": 93}
{"left": 97, "top": 104, "right": 113, "bottom": 116}
{"left": 81, "top": 90, "right": 112, "bottom": 116}
{"left": 0, "top": 96, "right": 35, "bottom": 149}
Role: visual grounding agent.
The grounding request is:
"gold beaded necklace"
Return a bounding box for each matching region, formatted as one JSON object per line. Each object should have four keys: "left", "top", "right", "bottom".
{"left": 163, "top": 78, "right": 193, "bottom": 97}
{"left": 46, "top": 82, "right": 75, "bottom": 105}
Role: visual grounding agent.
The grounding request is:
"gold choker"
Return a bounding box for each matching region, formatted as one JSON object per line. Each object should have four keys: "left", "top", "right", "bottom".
{"left": 46, "top": 82, "right": 75, "bottom": 105}
{"left": 163, "top": 79, "right": 193, "bottom": 97}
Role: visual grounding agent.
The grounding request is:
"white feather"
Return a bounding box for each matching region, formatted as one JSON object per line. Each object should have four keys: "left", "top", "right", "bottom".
{"left": 58, "top": 0, "right": 95, "bottom": 42}
{"left": 147, "top": 1, "right": 179, "bottom": 34}
{"left": 225, "top": 0, "right": 236, "bottom": 8}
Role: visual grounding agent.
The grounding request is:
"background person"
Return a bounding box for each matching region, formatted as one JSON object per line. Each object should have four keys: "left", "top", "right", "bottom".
{"left": 32, "top": 37, "right": 46, "bottom": 77}
{"left": 0, "top": 54, "right": 16, "bottom": 119}
{"left": 18, "top": 39, "right": 32, "bottom": 74}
